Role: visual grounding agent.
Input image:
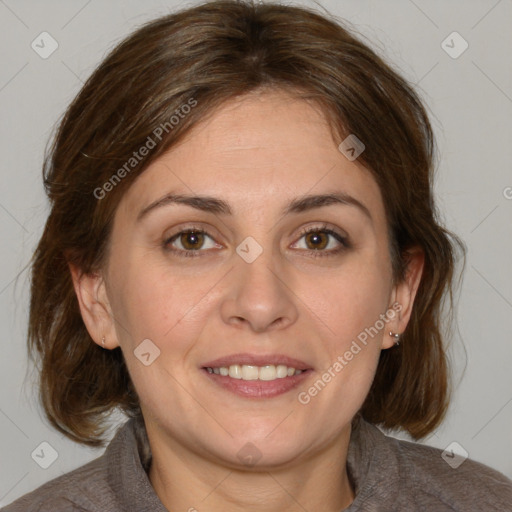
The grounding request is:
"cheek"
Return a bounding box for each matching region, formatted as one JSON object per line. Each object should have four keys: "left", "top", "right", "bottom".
{"left": 296, "top": 273, "right": 386, "bottom": 428}
{"left": 108, "top": 255, "right": 219, "bottom": 356}
{"left": 108, "top": 261, "right": 219, "bottom": 409}
{"left": 307, "top": 262, "right": 391, "bottom": 345}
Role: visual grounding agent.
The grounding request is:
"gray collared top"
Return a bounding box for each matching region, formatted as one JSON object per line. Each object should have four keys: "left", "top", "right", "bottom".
{"left": 3, "top": 414, "right": 512, "bottom": 511}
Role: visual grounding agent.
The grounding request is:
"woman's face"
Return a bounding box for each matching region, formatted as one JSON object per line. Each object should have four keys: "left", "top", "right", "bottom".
{"left": 82, "top": 90, "right": 421, "bottom": 468}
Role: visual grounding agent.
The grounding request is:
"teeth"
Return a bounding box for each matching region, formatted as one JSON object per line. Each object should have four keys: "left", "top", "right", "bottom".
{"left": 276, "top": 365, "right": 288, "bottom": 378}
{"left": 241, "top": 365, "right": 259, "bottom": 380}
{"left": 207, "top": 364, "right": 304, "bottom": 381}
{"left": 229, "top": 364, "right": 242, "bottom": 379}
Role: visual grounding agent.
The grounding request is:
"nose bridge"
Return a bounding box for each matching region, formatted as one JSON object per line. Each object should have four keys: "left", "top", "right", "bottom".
{"left": 220, "top": 236, "right": 298, "bottom": 332}
{"left": 237, "top": 241, "right": 280, "bottom": 293}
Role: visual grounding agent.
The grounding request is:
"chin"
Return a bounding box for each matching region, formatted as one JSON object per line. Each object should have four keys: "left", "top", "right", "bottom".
{"left": 219, "top": 435, "right": 311, "bottom": 471}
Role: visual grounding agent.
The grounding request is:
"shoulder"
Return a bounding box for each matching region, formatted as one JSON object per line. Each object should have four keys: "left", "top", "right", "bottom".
{"left": 0, "top": 417, "right": 143, "bottom": 512}
{"left": 348, "top": 417, "right": 512, "bottom": 511}
{"left": 379, "top": 424, "right": 512, "bottom": 510}
{"left": 2, "top": 416, "right": 163, "bottom": 512}
{"left": 0, "top": 454, "right": 113, "bottom": 512}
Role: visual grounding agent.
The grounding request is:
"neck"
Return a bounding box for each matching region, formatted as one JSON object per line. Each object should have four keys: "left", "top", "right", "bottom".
{"left": 147, "top": 426, "right": 355, "bottom": 512}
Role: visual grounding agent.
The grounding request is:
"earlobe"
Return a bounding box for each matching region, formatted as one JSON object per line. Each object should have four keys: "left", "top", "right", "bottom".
{"left": 68, "top": 263, "right": 119, "bottom": 349}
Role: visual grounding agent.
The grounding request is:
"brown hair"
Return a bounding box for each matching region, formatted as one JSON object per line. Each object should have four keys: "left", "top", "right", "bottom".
{"left": 29, "top": 0, "right": 464, "bottom": 446}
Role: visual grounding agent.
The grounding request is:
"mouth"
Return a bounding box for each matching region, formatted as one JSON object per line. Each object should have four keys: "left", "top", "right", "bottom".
{"left": 201, "top": 354, "right": 313, "bottom": 398}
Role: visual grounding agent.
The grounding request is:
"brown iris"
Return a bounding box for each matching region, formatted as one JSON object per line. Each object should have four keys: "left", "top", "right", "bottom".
{"left": 304, "top": 231, "right": 328, "bottom": 250}
{"left": 179, "top": 231, "right": 205, "bottom": 250}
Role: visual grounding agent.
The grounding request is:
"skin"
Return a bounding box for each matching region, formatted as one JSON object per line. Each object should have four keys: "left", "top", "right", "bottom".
{"left": 71, "top": 89, "right": 424, "bottom": 512}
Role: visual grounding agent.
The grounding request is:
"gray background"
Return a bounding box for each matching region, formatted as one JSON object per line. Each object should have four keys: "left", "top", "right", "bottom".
{"left": 1, "top": 0, "right": 511, "bottom": 505}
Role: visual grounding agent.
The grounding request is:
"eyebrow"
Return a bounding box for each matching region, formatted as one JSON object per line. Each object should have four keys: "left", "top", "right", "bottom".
{"left": 136, "top": 192, "right": 372, "bottom": 223}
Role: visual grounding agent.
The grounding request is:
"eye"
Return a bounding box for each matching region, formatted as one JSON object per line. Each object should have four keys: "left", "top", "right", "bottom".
{"left": 291, "top": 225, "right": 349, "bottom": 256}
{"left": 163, "top": 224, "right": 349, "bottom": 258}
{"left": 164, "top": 229, "right": 219, "bottom": 257}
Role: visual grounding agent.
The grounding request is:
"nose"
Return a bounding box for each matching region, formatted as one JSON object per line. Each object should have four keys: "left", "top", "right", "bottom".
{"left": 219, "top": 249, "right": 299, "bottom": 333}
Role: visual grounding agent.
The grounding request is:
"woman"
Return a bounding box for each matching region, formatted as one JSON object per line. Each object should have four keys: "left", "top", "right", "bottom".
{"left": 3, "top": 1, "right": 511, "bottom": 511}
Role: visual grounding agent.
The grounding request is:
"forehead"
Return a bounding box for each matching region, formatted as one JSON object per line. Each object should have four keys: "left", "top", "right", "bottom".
{"left": 118, "top": 90, "right": 385, "bottom": 224}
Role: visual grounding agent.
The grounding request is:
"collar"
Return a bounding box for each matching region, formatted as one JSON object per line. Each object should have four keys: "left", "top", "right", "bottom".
{"left": 106, "top": 413, "right": 399, "bottom": 511}
{"left": 106, "top": 414, "right": 167, "bottom": 512}
{"left": 345, "top": 414, "right": 400, "bottom": 509}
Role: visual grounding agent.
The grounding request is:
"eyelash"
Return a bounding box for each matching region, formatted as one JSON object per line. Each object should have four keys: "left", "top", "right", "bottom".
{"left": 163, "top": 224, "right": 350, "bottom": 259}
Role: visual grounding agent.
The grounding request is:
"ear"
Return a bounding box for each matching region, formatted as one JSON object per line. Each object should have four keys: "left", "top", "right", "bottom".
{"left": 381, "top": 246, "right": 425, "bottom": 349}
{"left": 68, "top": 263, "right": 119, "bottom": 350}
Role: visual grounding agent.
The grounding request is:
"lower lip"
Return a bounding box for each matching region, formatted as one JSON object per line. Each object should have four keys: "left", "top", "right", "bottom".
{"left": 202, "top": 368, "right": 311, "bottom": 398}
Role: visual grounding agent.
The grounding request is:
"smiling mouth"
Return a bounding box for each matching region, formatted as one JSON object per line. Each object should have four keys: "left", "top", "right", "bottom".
{"left": 204, "top": 364, "right": 305, "bottom": 381}
{"left": 201, "top": 354, "right": 313, "bottom": 398}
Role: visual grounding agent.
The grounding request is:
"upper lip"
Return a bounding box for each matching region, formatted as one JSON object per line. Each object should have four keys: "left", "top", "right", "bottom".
{"left": 202, "top": 353, "right": 312, "bottom": 371}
